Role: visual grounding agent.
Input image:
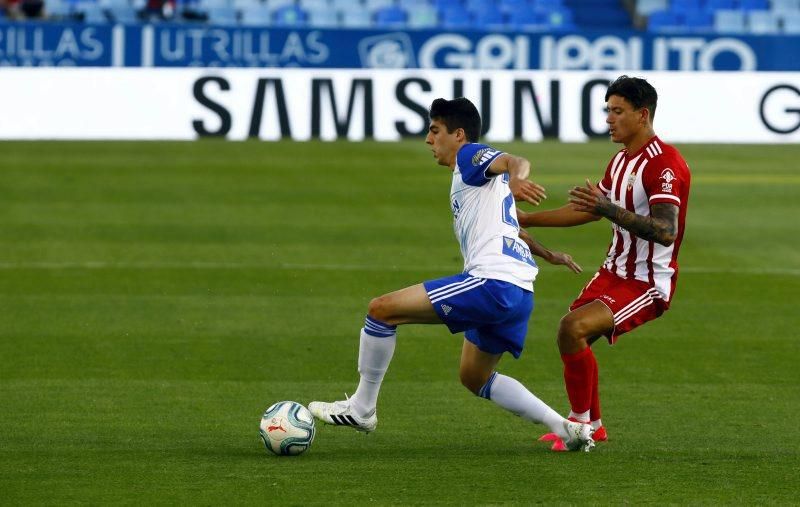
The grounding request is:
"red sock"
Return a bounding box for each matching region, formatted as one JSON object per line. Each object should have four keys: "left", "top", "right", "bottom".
{"left": 590, "top": 357, "right": 601, "bottom": 422}
{"left": 561, "top": 347, "right": 596, "bottom": 415}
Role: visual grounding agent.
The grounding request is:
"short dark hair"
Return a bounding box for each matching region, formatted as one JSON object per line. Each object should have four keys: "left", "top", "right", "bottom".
{"left": 428, "top": 97, "right": 481, "bottom": 143}
{"left": 605, "top": 75, "right": 658, "bottom": 121}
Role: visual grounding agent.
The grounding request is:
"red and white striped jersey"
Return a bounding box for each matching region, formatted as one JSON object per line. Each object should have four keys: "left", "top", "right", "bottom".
{"left": 597, "top": 136, "right": 691, "bottom": 304}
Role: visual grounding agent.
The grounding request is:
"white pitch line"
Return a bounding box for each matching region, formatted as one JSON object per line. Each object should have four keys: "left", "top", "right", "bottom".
{"left": 0, "top": 262, "right": 798, "bottom": 277}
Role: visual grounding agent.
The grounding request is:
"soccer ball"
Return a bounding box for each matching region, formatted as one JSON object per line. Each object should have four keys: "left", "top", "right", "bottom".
{"left": 259, "top": 401, "right": 316, "bottom": 456}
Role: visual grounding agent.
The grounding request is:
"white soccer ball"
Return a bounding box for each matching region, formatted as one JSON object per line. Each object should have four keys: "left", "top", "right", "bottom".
{"left": 259, "top": 401, "right": 316, "bottom": 456}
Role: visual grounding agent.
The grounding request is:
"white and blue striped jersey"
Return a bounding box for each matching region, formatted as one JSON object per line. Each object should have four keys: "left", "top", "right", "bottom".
{"left": 449, "top": 143, "right": 538, "bottom": 291}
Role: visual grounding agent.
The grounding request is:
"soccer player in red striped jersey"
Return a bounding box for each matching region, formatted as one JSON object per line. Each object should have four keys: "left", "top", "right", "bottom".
{"left": 518, "top": 75, "right": 691, "bottom": 449}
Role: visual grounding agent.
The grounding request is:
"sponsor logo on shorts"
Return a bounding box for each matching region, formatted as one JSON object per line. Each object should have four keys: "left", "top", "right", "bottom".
{"left": 441, "top": 304, "right": 452, "bottom": 315}
{"left": 600, "top": 295, "right": 616, "bottom": 304}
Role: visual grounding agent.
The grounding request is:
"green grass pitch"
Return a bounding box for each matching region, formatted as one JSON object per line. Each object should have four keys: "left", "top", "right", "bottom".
{"left": 1, "top": 139, "right": 798, "bottom": 504}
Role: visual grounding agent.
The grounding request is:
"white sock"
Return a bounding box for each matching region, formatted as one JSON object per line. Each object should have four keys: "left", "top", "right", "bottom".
{"left": 484, "top": 373, "right": 568, "bottom": 438}
{"left": 568, "top": 410, "right": 590, "bottom": 422}
{"left": 349, "top": 328, "right": 396, "bottom": 418}
{"left": 591, "top": 419, "right": 602, "bottom": 430}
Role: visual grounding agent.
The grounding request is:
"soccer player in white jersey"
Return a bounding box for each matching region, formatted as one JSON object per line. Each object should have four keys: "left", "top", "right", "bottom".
{"left": 309, "top": 97, "right": 595, "bottom": 452}
{"left": 518, "top": 75, "right": 691, "bottom": 450}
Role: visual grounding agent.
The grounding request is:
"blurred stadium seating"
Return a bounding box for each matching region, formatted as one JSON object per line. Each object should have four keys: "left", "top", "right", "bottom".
{"left": 3, "top": 0, "right": 798, "bottom": 33}
{"left": 2, "top": 0, "right": 587, "bottom": 30}
{"left": 641, "top": 0, "right": 800, "bottom": 33}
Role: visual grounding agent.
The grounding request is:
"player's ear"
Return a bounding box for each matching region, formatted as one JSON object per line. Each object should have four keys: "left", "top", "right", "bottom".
{"left": 455, "top": 127, "right": 466, "bottom": 142}
{"left": 639, "top": 107, "right": 651, "bottom": 126}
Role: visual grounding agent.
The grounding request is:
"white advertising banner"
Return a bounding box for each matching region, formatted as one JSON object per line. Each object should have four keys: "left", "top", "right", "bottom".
{"left": 0, "top": 68, "right": 798, "bottom": 143}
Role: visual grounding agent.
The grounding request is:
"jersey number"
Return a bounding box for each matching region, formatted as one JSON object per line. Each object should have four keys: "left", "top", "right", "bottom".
{"left": 502, "top": 192, "right": 518, "bottom": 229}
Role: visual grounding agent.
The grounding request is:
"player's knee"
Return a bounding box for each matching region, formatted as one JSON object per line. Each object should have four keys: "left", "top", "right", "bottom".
{"left": 367, "top": 295, "right": 394, "bottom": 324}
{"left": 558, "top": 313, "right": 588, "bottom": 345}
{"left": 459, "top": 373, "right": 482, "bottom": 396}
{"left": 459, "top": 367, "right": 486, "bottom": 396}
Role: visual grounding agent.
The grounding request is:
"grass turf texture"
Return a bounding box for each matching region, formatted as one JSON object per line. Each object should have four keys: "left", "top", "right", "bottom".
{"left": 1, "top": 140, "right": 798, "bottom": 504}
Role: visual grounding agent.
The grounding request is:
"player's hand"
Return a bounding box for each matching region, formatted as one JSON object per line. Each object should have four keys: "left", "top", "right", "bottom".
{"left": 547, "top": 251, "right": 582, "bottom": 274}
{"left": 510, "top": 179, "right": 546, "bottom": 206}
{"left": 568, "top": 179, "right": 611, "bottom": 215}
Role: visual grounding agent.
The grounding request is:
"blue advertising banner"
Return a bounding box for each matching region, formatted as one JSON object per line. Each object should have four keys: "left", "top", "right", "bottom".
{"left": 0, "top": 22, "right": 117, "bottom": 66}
{"left": 2, "top": 21, "right": 799, "bottom": 71}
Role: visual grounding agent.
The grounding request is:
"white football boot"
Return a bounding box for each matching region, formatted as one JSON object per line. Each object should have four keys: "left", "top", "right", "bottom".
{"left": 562, "top": 420, "right": 596, "bottom": 452}
{"left": 308, "top": 398, "right": 377, "bottom": 433}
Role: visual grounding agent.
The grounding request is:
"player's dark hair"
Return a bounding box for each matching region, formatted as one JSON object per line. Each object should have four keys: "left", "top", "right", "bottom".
{"left": 605, "top": 75, "right": 658, "bottom": 121}
{"left": 428, "top": 97, "right": 481, "bottom": 143}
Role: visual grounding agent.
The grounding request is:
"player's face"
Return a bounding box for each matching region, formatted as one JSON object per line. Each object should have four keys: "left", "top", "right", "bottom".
{"left": 606, "top": 95, "right": 646, "bottom": 146}
{"left": 425, "top": 119, "right": 461, "bottom": 168}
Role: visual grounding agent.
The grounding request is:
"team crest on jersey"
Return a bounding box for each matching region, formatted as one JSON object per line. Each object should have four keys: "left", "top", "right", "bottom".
{"left": 660, "top": 168, "right": 676, "bottom": 193}
{"left": 471, "top": 148, "right": 499, "bottom": 167}
{"left": 627, "top": 170, "right": 637, "bottom": 190}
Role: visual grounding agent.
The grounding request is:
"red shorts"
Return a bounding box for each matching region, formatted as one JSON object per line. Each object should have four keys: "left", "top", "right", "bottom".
{"left": 570, "top": 268, "right": 669, "bottom": 344}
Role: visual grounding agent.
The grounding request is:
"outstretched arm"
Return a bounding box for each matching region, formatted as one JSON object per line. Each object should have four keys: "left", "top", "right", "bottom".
{"left": 569, "top": 179, "right": 678, "bottom": 246}
{"left": 488, "top": 154, "right": 547, "bottom": 206}
{"left": 518, "top": 229, "right": 582, "bottom": 274}
{"left": 517, "top": 204, "right": 601, "bottom": 228}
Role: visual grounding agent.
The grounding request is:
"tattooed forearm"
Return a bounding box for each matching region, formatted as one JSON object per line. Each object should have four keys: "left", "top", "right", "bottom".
{"left": 597, "top": 202, "right": 678, "bottom": 246}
